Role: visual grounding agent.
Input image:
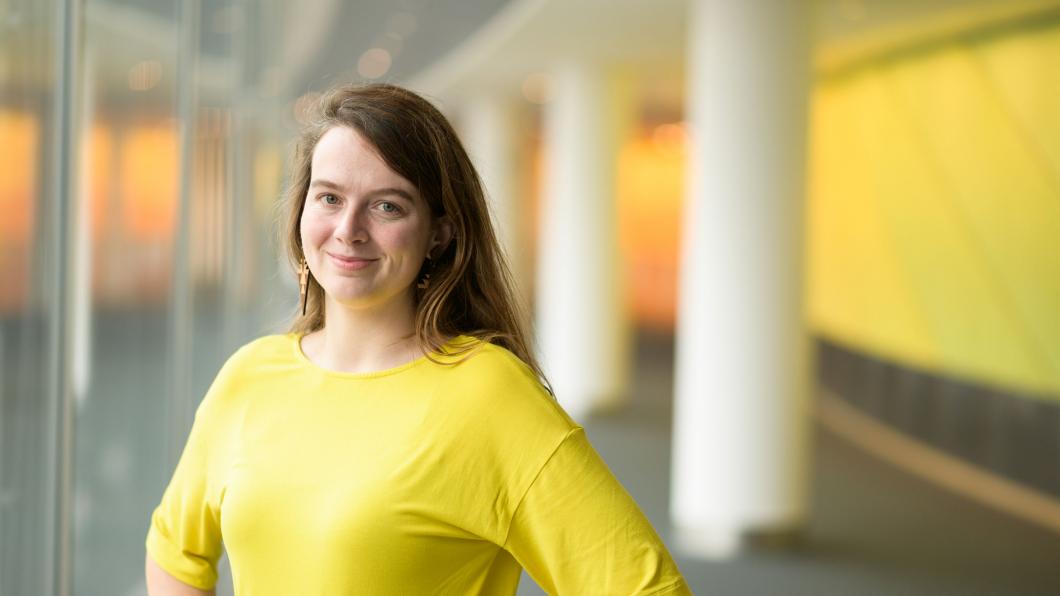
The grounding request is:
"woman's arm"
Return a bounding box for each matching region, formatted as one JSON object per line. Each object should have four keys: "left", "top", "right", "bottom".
{"left": 503, "top": 427, "right": 692, "bottom": 594}
{"left": 146, "top": 554, "right": 215, "bottom": 596}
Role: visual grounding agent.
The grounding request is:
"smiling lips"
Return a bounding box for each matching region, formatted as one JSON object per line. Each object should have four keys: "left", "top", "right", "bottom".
{"left": 327, "top": 252, "right": 378, "bottom": 271}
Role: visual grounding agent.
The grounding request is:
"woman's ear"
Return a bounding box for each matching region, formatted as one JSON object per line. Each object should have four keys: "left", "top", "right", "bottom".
{"left": 430, "top": 215, "right": 454, "bottom": 258}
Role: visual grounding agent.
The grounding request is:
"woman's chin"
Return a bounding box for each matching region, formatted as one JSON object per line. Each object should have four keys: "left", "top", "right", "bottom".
{"left": 323, "top": 286, "right": 415, "bottom": 313}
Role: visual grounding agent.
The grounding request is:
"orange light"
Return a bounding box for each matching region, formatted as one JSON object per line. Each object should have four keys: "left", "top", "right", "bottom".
{"left": 119, "top": 125, "right": 178, "bottom": 240}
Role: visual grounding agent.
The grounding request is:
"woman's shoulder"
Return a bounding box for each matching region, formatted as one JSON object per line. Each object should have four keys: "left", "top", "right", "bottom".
{"left": 439, "top": 336, "right": 577, "bottom": 429}
{"left": 191, "top": 334, "right": 294, "bottom": 417}
{"left": 231, "top": 333, "right": 296, "bottom": 360}
{"left": 220, "top": 333, "right": 295, "bottom": 367}
{"left": 193, "top": 334, "right": 298, "bottom": 410}
{"left": 441, "top": 337, "right": 539, "bottom": 387}
{"left": 206, "top": 333, "right": 298, "bottom": 387}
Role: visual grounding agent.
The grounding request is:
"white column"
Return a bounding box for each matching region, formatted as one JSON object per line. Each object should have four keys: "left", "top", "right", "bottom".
{"left": 460, "top": 94, "right": 530, "bottom": 305}
{"left": 537, "top": 63, "right": 631, "bottom": 420}
{"left": 672, "top": 0, "right": 812, "bottom": 557}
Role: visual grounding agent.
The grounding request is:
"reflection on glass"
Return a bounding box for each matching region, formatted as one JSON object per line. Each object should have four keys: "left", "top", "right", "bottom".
{"left": 73, "top": 0, "right": 182, "bottom": 591}
{"left": 1, "top": 2, "right": 60, "bottom": 595}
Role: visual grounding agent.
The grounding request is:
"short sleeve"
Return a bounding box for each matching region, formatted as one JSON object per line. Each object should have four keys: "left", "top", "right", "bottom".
{"left": 502, "top": 428, "right": 692, "bottom": 595}
{"left": 145, "top": 365, "right": 240, "bottom": 589}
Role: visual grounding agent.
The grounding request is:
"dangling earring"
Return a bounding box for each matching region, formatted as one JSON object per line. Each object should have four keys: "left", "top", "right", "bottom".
{"left": 298, "top": 258, "right": 311, "bottom": 315}
{"left": 417, "top": 253, "right": 432, "bottom": 290}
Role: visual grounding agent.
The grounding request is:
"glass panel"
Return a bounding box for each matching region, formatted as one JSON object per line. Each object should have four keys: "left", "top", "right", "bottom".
{"left": 73, "top": 1, "right": 182, "bottom": 593}
{"left": 70, "top": 0, "right": 288, "bottom": 593}
{"left": 0, "top": 1, "right": 61, "bottom": 594}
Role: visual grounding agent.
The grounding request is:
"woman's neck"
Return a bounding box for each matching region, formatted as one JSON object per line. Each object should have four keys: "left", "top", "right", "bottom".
{"left": 302, "top": 293, "right": 421, "bottom": 374}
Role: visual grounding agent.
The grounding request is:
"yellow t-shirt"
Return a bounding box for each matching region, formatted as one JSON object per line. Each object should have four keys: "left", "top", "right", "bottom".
{"left": 146, "top": 333, "right": 691, "bottom": 595}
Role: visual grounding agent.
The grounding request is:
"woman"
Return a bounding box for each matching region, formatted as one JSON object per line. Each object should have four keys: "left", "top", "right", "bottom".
{"left": 145, "top": 83, "right": 691, "bottom": 595}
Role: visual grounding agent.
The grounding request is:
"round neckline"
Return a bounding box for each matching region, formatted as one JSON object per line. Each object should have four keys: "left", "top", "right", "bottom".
{"left": 289, "top": 332, "right": 469, "bottom": 379}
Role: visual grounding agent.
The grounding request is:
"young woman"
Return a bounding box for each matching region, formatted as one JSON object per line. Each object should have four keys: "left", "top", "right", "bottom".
{"left": 145, "top": 83, "right": 691, "bottom": 595}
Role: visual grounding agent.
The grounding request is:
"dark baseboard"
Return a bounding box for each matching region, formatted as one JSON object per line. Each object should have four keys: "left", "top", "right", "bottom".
{"left": 816, "top": 339, "right": 1060, "bottom": 499}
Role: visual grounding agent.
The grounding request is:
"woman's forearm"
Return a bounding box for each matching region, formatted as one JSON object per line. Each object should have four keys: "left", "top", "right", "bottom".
{"left": 145, "top": 554, "right": 215, "bottom": 596}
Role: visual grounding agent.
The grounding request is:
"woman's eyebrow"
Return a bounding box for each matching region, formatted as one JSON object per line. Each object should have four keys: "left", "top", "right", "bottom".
{"left": 309, "top": 178, "right": 342, "bottom": 190}
{"left": 309, "top": 178, "right": 417, "bottom": 202}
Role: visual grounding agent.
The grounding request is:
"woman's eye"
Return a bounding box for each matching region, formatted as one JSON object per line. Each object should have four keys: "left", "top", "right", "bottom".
{"left": 322, "top": 194, "right": 340, "bottom": 205}
{"left": 379, "top": 202, "right": 401, "bottom": 214}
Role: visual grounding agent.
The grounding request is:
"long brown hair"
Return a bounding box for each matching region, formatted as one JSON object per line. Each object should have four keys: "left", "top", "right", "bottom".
{"left": 281, "top": 83, "right": 548, "bottom": 389}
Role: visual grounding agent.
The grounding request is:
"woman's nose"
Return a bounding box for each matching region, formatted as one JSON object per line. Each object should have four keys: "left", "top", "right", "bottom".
{"left": 335, "top": 206, "right": 369, "bottom": 244}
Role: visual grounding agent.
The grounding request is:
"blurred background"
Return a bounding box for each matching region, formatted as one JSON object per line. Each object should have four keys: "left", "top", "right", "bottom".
{"left": 2, "top": 0, "right": 1060, "bottom": 594}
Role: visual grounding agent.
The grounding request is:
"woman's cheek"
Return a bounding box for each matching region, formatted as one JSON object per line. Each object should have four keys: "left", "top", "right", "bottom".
{"left": 300, "top": 214, "right": 332, "bottom": 247}
{"left": 378, "top": 222, "right": 420, "bottom": 252}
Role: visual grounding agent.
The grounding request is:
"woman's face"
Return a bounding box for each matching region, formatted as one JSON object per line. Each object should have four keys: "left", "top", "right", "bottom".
{"left": 300, "top": 126, "right": 448, "bottom": 315}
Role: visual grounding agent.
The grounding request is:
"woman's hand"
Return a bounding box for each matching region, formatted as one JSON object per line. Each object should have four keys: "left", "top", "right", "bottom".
{"left": 145, "top": 554, "right": 215, "bottom": 596}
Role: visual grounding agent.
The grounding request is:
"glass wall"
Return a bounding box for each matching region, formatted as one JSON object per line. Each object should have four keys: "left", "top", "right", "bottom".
{"left": 1, "top": 1, "right": 63, "bottom": 594}
{"left": 1, "top": 1, "right": 291, "bottom": 594}
{"left": 74, "top": 2, "right": 181, "bottom": 593}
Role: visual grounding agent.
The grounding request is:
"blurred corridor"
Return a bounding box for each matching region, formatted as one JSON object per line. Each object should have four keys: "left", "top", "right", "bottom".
{"left": 3, "top": 0, "right": 1060, "bottom": 594}
{"left": 566, "top": 333, "right": 1060, "bottom": 596}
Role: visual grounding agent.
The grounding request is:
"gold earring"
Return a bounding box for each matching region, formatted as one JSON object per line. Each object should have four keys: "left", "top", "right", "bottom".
{"left": 298, "top": 258, "right": 310, "bottom": 315}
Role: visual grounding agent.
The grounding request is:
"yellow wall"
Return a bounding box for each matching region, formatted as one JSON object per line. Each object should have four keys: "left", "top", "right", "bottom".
{"left": 807, "top": 17, "right": 1060, "bottom": 399}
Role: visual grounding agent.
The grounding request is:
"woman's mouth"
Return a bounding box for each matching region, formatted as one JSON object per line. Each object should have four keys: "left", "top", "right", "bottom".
{"left": 327, "top": 252, "right": 378, "bottom": 271}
